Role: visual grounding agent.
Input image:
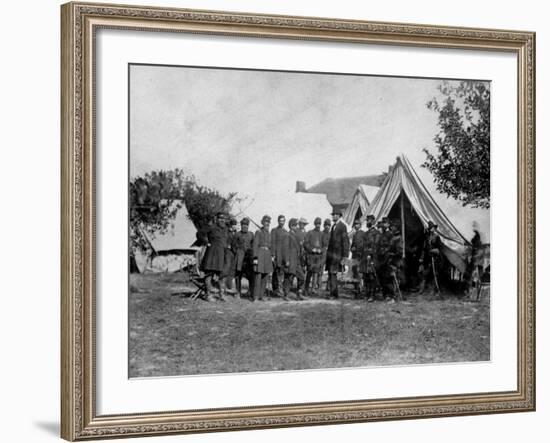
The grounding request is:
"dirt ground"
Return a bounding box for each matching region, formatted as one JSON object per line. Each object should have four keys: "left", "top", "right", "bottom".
{"left": 129, "top": 273, "right": 490, "bottom": 378}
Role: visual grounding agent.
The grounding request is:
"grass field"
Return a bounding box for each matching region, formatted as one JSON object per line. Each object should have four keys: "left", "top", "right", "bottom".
{"left": 129, "top": 273, "right": 490, "bottom": 378}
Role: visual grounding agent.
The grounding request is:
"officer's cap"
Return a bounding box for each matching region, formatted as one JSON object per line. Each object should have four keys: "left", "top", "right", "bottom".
{"left": 314, "top": 217, "right": 322, "bottom": 225}
{"left": 289, "top": 218, "right": 299, "bottom": 227}
{"left": 261, "top": 215, "right": 271, "bottom": 223}
{"left": 240, "top": 217, "right": 250, "bottom": 225}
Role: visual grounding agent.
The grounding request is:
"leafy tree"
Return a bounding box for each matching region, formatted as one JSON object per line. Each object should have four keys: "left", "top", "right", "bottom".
{"left": 423, "top": 81, "right": 490, "bottom": 209}
{"left": 129, "top": 169, "right": 239, "bottom": 250}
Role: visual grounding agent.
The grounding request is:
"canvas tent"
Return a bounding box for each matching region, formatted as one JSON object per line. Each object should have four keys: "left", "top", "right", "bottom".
{"left": 343, "top": 184, "right": 380, "bottom": 226}
{"left": 133, "top": 200, "right": 199, "bottom": 273}
{"left": 236, "top": 191, "right": 333, "bottom": 231}
{"left": 365, "top": 155, "right": 470, "bottom": 273}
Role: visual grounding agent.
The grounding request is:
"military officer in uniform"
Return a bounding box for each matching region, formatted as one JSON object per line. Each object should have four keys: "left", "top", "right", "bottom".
{"left": 283, "top": 218, "right": 306, "bottom": 300}
{"left": 222, "top": 217, "right": 238, "bottom": 296}
{"left": 252, "top": 215, "right": 274, "bottom": 301}
{"left": 325, "top": 210, "right": 350, "bottom": 299}
{"left": 418, "top": 220, "right": 443, "bottom": 296}
{"left": 377, "top": 217, "right": 394, "bottom": 301}
{"left": 199, "top": 212, "right": 229, "bottom": 302}
{"left": 271, "top": 215, "right": 288, "bottom": 298}
{"left": 297, "top": 218, "right": 309, "bottom": 273}
{"left": 321, "top": 218, "right": 331, "bottom": 292}
{"left": 298, "top": 218, "right": 308, "bottom": 240}
{"left": 349, "top": 219, "right": 364, "bottom": 298}
{"left": 304, "top": 217, "right": 324, "bottom": 296}
{"left": 233, "top": 217, "right": 255, "bottom": 298}
{"left": 387, "top": 222, "right": 404, "bottom": 301}
{"left": 360, "top": 215, "right": 380, "bottom": 302}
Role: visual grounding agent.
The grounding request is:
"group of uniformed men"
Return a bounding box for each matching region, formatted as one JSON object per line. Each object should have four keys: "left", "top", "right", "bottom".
{"left": 198, "top": 210, "right": 442, "bottom": 302}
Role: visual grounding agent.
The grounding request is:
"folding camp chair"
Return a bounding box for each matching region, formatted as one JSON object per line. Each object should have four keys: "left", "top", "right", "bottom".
{"left": 188, "top": 272, "right": 207, "bottom": 300}
{"left": 171, "top": 249, "right": 206, "bottom": 300}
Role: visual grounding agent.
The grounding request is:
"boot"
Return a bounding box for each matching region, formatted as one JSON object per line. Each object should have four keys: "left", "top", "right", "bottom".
{"left": 204, "top": 275, "right": 215, "bottom": 302}
{"left": 225, "top": 277, "right": 237, "bottom": 294}
{"left": 218, "top": 280, "right": 227, "bottom": 302}
{"left": 234, "top": 278, "right": 241, "bottom": 299}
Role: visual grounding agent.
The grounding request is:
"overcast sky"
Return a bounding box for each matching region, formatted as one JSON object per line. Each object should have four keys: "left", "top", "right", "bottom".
{"left": 129, "top": 64, "right": 490, "bottom": 240}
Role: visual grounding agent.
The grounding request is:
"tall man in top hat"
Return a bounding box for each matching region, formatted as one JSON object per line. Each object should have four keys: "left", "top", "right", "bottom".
{"left": 271, "top": 215, "right": 288, "bottom": 298}
{"left": 325, "top": 210, "right": 350, "bottom": 299}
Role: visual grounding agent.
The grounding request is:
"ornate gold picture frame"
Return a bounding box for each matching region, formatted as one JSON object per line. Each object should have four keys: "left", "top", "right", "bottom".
{"left": 61, "top": 2, "right": 535, "bottom": 440}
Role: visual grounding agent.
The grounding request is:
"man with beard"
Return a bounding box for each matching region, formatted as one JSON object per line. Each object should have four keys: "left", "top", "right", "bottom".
{"left": 349, "top": 219, "right": 364, "bottom": 299}
{"left": 419, "top": 220, "right": 443, "bottom": 297}
{"left": 304, "top": 217, "right": 324, "bottom": 296}
{"left": 222, "top": 217, "right": 238, "bottom": 296}
{"left": 325, "top": 210, "right": 350, "bottom": 299}
{"left": 377, "top": 217, "right": 394, "bottom": 301}
{"left": 271, "top": 215, "right": 288, "bottom": 298}
{"left": 233, "top": 217, "right": 255, "bottom": 298}
{"left": 199, "top": 212, "right": 229, "bottom": 302}
{"left": 360, "top": 215, "right": 380, "bottom": 302}
{"left": 387, "top": 222, "right": 404, "bottom": 301}
{"left": 283, "top": 218, "right": 306, "bottom": 300}
{"left": 321, "top": 218, "right": 331, "bottom": 292}
{"left": 252, "top": 215, "right": 274, "bottom": 301}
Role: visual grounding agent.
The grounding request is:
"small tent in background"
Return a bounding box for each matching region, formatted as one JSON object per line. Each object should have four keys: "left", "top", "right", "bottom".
{"left": 366, "top": 155, "right": 469, "bottom": 274}
{"left": 237, "top": 191, "right": 333, "bottom": 230}
{"left": 133, "top": 200, "right": 199, "bottom": 273}
{"left": 343, "top": 184, "right": 380, "bottom": 226}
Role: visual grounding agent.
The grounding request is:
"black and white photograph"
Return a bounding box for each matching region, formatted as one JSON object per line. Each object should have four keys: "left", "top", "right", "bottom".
{"left": 128, "top": 64, "right": 491, "bottom": 378}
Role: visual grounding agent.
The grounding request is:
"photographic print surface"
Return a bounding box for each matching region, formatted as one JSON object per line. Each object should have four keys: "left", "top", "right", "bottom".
{"left": 129, "top": 64, "right": 490, "bottom": 378}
